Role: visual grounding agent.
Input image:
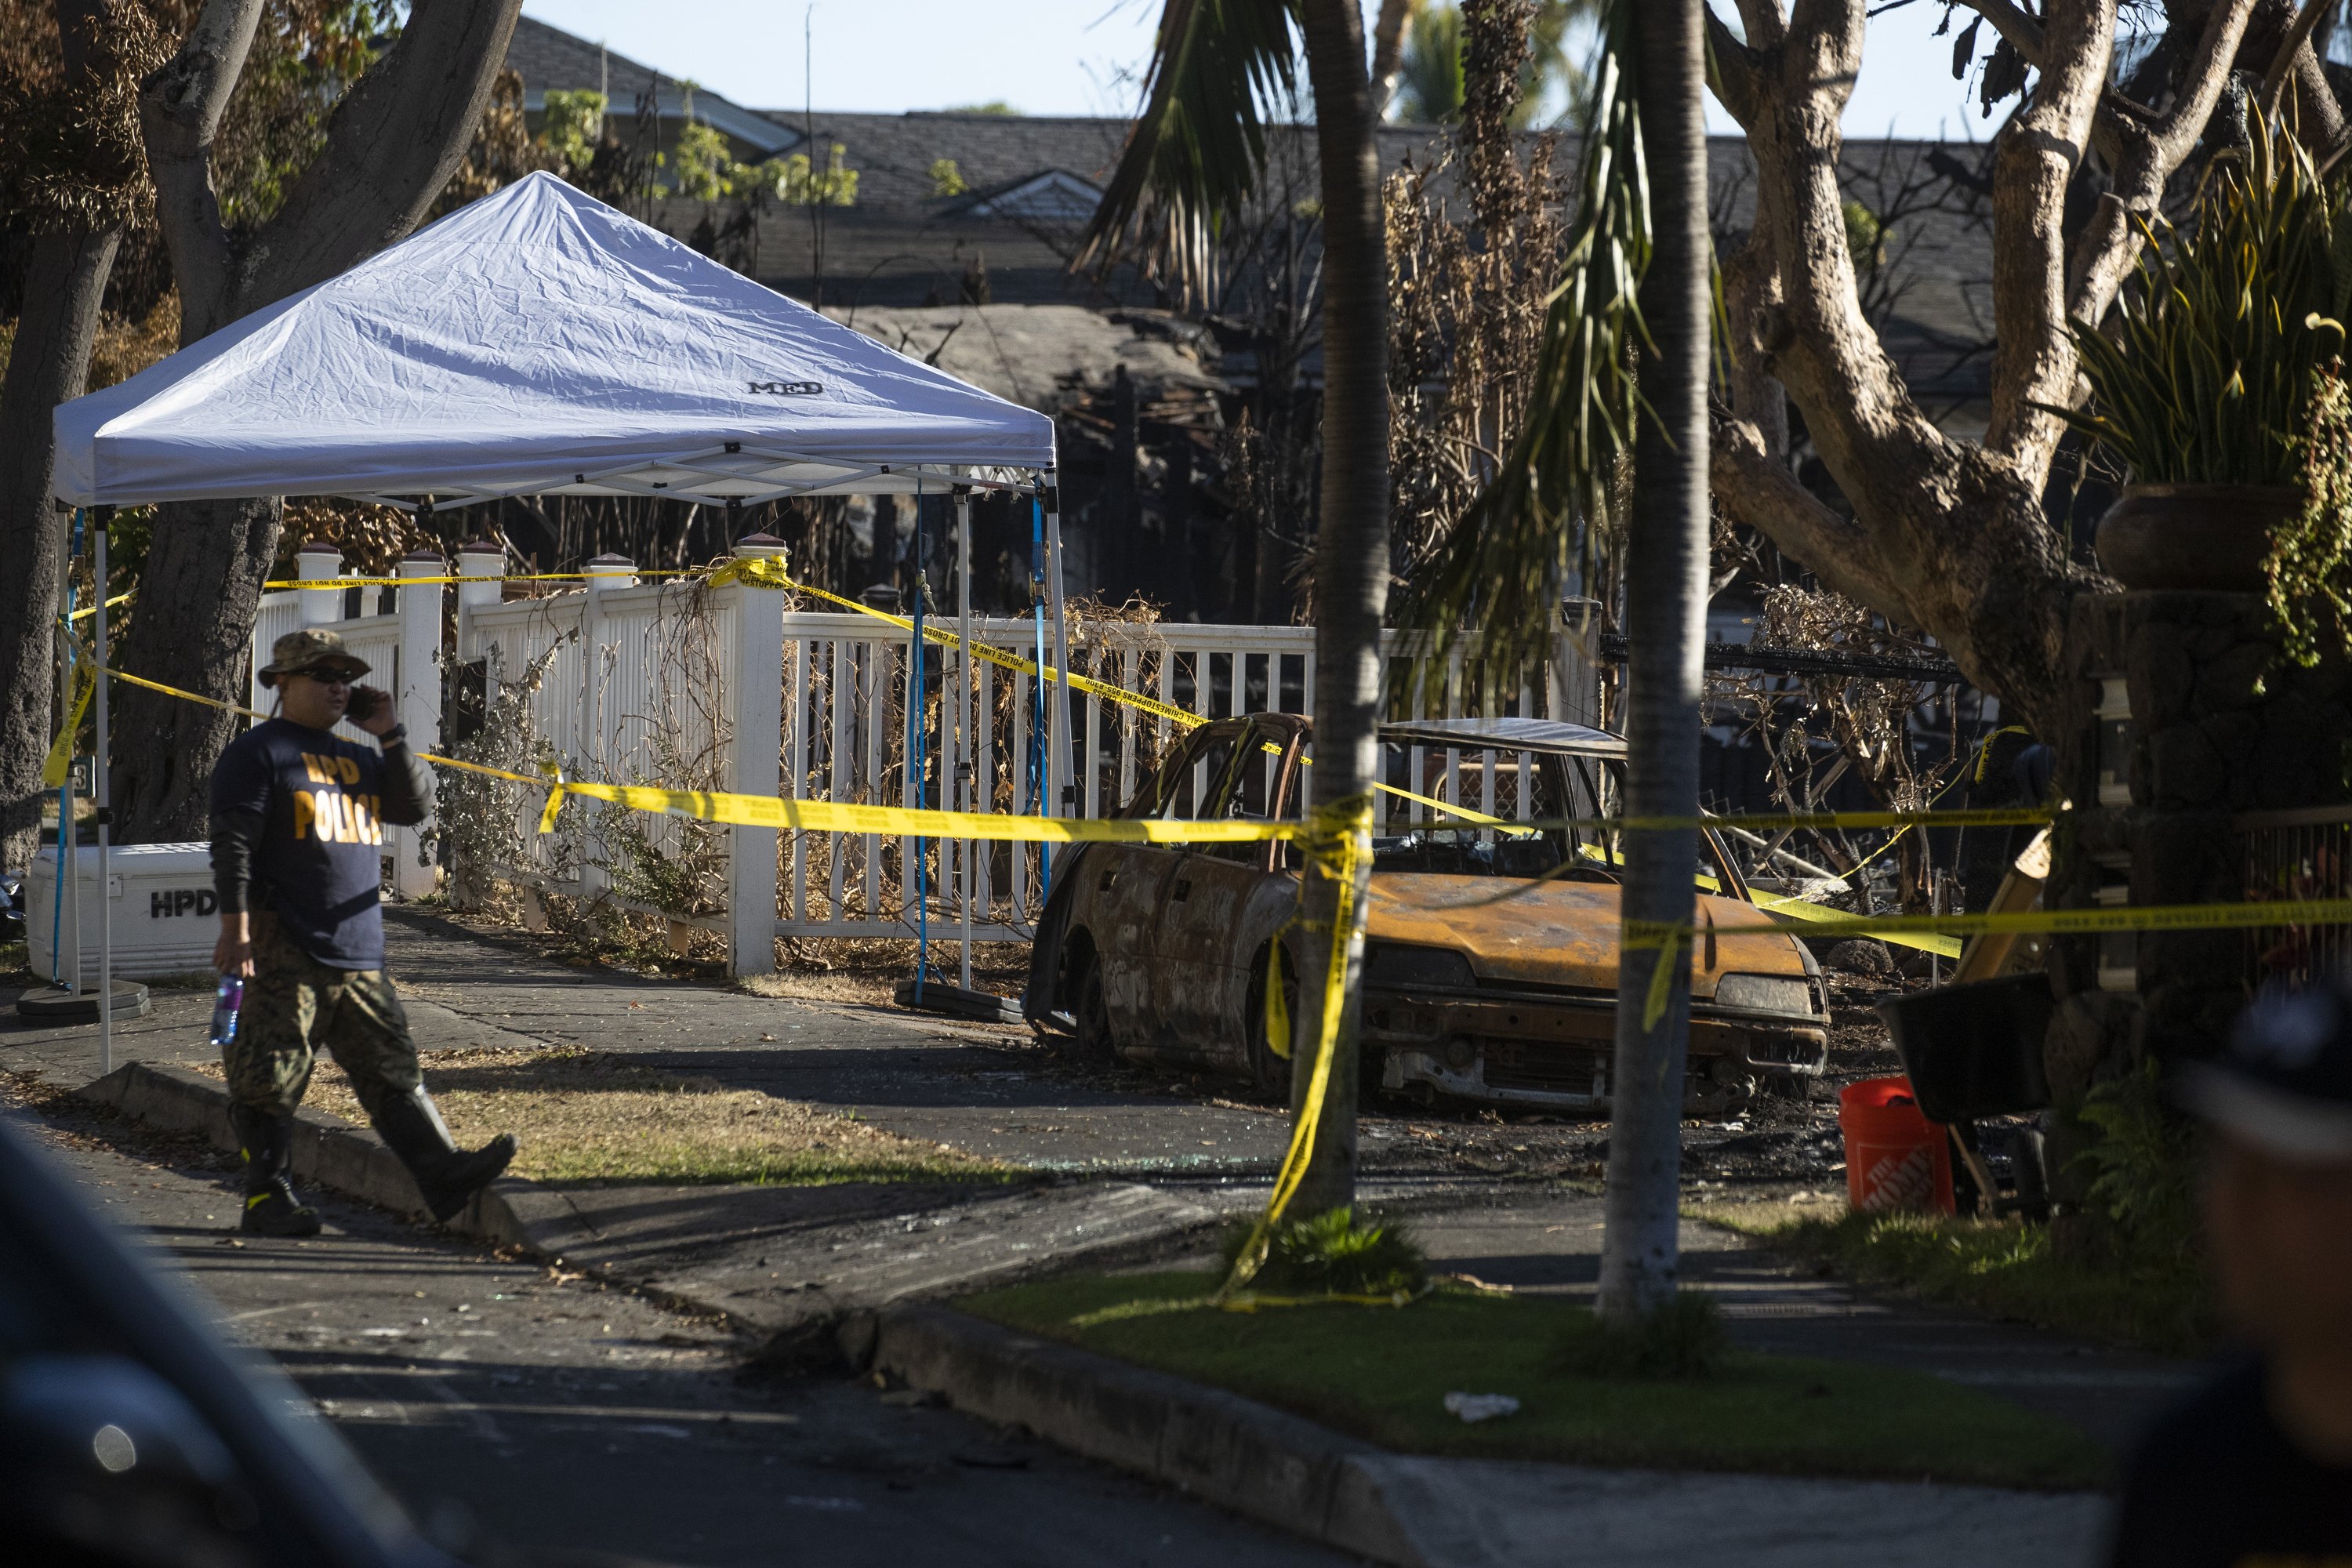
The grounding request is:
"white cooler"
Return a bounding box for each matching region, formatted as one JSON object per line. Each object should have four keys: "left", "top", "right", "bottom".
{"left": 27, "top": 841, "right": 220, "bottom": 987}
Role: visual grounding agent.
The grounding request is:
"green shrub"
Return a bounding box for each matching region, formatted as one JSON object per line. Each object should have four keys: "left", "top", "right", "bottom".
{"left": 2270, "top": 358, "right": 2352, "bottom": 666}
{"left": 2074, "top": 1060, "right": 2203, "bottom": 1272}
{"left": 1550, "top": 1291, "right": 1729, "bottom": 1381}
{"left": 1220, "top": 1206, "right": 1427, "bottom": 1298}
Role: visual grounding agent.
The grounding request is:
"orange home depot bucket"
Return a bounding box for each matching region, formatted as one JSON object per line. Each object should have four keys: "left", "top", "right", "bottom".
{"left": 1838, "top": 1076, "right": 1955, "bottom": 1214}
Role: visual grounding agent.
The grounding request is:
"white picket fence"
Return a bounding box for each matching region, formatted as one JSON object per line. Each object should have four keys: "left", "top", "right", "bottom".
{"left": 259, "top": 538, "right": 1599, "bottom": 975}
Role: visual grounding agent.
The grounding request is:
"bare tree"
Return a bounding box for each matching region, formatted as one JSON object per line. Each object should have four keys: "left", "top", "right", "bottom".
{"left": 110, "top": 0, "right": 523, "bottom": 840}
{"left": 1700, "top": 0, "right": 2327, "bottom": 744}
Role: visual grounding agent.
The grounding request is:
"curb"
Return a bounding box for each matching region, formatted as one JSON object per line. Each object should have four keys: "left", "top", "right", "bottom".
{"left": 69, "top": 1062, "right": 1216, "bottom": 1334}
{"left": 73, "top": 1059, "right": 1428, "bottom": 1560}
{"left": 73, "top": 1060, "right": 557, "bottom": 1247}
{"left": 868, "top": 1301, "right": 1431, "bottom": 1567}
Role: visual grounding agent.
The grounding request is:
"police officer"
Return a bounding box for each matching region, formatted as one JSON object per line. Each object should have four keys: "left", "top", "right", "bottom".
{"left": 209, "top": 629, "right": 515, "bottom": 1236}
{"left": 2107, "top": 978, "right": 2352, "bottom": 1564}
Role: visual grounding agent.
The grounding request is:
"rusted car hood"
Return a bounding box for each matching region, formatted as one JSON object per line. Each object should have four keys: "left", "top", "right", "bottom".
{"left": 1362, "top": 874, "right": 1806, "bottom": 997}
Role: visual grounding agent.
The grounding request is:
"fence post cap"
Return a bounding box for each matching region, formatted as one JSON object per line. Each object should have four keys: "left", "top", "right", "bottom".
{"left": 731, "top": 533, "right": 787, "bottom": 558}
{"left": 458, "top": 539, "right": 505, "bottom": 554}
{"left": 586, "top": 554, "right": 636, "bottom": 568}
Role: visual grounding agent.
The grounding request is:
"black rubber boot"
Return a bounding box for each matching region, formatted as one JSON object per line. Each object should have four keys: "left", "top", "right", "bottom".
{"left": 372, "top": 1086, "right": 517, "bottom": 1222}
{"left": 230, "top": 1105, "right": 321, "bottom": 1238}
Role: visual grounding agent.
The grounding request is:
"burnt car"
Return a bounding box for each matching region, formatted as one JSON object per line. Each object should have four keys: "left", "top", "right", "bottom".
{"left": 1025, "top": 714, "right": 1829, "bottom": 1116}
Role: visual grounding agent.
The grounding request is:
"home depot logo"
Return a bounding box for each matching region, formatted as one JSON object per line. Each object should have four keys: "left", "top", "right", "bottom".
{"left": 1860, "top": 1145, "right": 1937, "bottom": 1212}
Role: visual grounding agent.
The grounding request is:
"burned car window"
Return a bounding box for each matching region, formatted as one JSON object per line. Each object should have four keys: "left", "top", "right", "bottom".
{"left": 1362, "top": 743, "right": 1725, "bottom": 886}
{"left": 1151, "top": 730, "right": 1243, "bottom": 818}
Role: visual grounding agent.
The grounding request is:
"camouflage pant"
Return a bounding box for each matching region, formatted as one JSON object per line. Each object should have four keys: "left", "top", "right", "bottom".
{"left": 223, "top": 915, "right": 422, "bottom": 1123}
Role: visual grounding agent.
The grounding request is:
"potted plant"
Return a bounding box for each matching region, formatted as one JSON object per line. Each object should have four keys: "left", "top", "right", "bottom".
{"left": 2058, "top": 122, "right": 2351, "bottom": 592}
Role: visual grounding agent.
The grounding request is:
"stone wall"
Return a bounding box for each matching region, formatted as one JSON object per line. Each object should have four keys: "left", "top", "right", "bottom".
{"left": 2051, "top": 590, "right": 2352, "bottom": 1105}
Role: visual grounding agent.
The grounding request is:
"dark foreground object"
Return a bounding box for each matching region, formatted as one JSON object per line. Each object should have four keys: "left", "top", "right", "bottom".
{"left": 0, "top": 1114, "right": 452, "bottom": 1567}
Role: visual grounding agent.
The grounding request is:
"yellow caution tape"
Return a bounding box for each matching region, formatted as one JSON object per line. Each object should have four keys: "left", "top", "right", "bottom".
{"left": 1219, "top": 793, "right": 1374, "bottom": 1301}
{"left": 1748, "top": 891, "right": 1962, "bottom": 960}
{"left": 1659, "top": 898, "right": 2352, "bottom": 942}
{"left": 97, "top": 666, "right": 2339, "bottom": 950}
{"left": 64, "top": 590, "right": 135, "bottom": 622}
{"left": 711, "top": 554, "right": 1213, "bottom": 731}
{"left": 532, "top": 772, "right": 1296, "bottom": 844}
{"left": 41, "top": 667, "right": 93, "bottom": 789}
{"left": 1623, "top": 920, "right": 1690, "bottom": 1031}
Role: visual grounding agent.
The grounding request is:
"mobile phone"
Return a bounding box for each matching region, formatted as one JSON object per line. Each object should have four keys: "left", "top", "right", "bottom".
{"left": 346, "top": 688, "right": 382, "bottom": 723}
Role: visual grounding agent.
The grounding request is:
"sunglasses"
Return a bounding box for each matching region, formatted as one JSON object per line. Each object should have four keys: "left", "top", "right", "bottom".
{"left": 295, "top": 669, "right": 363, "bottom": 688}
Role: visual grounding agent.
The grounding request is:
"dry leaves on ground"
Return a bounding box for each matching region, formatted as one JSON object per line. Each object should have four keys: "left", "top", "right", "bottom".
{"left": 191, "top": 1045, "right": 1009, "bottom": 1188}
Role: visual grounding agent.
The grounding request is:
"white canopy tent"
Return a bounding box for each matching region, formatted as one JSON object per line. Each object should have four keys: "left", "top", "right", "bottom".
{"left": 51, "top": 169, "right": 1070, "bottom": 1052}
{"left": 55, "top": 170, "right": 1056, "bottom": 508}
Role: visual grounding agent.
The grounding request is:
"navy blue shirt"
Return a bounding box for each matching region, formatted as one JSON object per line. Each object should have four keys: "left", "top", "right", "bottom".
{"left": 210, "top": 718, "right": 419, "bottom": 969}
{"left": 2109, "top": 1356, "right": 2352, "bottom": 1567}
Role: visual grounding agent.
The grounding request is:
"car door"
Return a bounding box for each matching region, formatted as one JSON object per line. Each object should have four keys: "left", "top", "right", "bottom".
{"left": 1090, "top": 723, "right": 1244, "bottom": 1040}
{"left": 1150, "top": 720, "right": 1294, "bottom": 1049}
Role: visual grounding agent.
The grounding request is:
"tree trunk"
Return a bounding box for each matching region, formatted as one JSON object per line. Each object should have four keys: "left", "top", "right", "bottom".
{"left": 111, "top": 496, "right": 283, "bottom": 838}
{"left": 1, "top": 0, "right": 133, "bottom": 868}
{"left": 1599, "top": 0, "right": 1708, "bottom": 1322}
{"left": 111, "top": 0, "right": 524, "bottom": 843}
{"left": 1288, "top": 0, "right": 1391, "bottom": 1217}
{"left": 0, "top": 223, "right": 121, "bottom": 869}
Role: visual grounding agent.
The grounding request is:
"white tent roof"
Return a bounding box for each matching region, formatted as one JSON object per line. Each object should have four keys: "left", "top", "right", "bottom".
{"left": 53, "top": 171, "right": 1055, "bottom": 510}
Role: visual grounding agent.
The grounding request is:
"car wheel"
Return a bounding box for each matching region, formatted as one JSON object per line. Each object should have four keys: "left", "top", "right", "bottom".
{"left": 1068, "top": 959, "right": 1116, "bottom": 1065}
{"left": 1246, "top": 952, "right": 1297, "bottom": 1100}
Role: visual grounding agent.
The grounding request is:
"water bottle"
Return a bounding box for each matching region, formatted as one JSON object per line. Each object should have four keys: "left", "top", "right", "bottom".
{"left": 209, "top": 976, "right": 244, "bottom": 1048}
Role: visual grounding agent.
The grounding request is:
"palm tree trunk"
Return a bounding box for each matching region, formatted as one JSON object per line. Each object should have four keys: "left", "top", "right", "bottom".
{"left": 1289, "top": 0, "right": 1392, "bottom": 1215}
{"left": 1599, "top": 0, "right": 1708, "bottom": 1319}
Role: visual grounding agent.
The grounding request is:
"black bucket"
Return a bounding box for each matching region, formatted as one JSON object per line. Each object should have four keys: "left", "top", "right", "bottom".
{"left": 1874, "top": 972, "right": 2055, "bottom": 1124}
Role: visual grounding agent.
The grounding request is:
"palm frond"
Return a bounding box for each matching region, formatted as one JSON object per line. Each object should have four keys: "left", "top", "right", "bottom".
{"left": 1076, "top": 0, "right": 1301, "bottom": 304}
{"left": 1394, "top": 0, "right": 1646, "bottom": 677}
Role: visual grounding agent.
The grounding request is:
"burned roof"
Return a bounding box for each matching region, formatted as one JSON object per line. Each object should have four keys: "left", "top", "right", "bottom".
{"left": 503, "top": 17, "right": 799, "bottom": 157}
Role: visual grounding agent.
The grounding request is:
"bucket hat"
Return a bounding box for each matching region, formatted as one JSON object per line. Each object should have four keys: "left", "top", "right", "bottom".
{"left": 257, "top": 628, "right": 370, "bottom": 688}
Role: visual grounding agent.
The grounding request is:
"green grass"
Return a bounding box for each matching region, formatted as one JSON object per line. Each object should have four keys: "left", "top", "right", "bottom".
{"left": 959, "top": 1272, "right": 2110, "bottom": 1490}
{"left": 1694, "top": 1201, "right": 2217, "bottom": 1359}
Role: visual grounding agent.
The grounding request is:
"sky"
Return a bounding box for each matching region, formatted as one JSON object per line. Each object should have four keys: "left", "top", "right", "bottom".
{"left": 518, "top": 1, "right": 1998, "bottom": 143}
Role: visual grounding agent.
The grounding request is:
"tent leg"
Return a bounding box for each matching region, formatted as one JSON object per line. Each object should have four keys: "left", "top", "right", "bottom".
{"left": 60, "top": 512, "right": 80, "bottom": 995}
{"left": 955, "top": 487, "right": 974, "bottom": 992}
{"left": 94, "top": 515, "right": 112, "bottom": 1075}
{"left": 1045, "top": 472, "right": 1072, "bottom": 841}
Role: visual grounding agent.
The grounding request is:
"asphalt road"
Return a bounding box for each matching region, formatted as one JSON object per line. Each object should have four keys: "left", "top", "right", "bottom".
{"left": 2, "top": 1088, "right": 1348, "bottom": 1568}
